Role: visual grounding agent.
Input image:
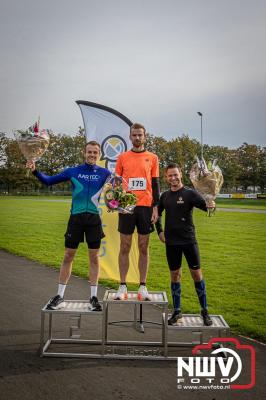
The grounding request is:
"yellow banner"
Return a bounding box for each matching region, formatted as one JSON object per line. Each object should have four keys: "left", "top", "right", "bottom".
{"left": 98, "top": 199, "right": 139, "bottom": 283}
{"left": 231, "top": 193, "right": 245, "bottom": 199}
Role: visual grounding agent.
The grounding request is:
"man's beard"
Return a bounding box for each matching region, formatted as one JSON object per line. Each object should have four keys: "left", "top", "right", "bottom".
{"left": 133, "top": 140, "right": 143, "bottom": 147}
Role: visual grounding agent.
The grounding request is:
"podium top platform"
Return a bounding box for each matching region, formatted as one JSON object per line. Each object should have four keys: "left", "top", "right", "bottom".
{"left": 103, "top": 290, "right": 168, "bottom": 304}
{"left": 41, "top": 300, "right": 102, "bottom": 314}
{"left": 167, "top": 314, "right": 229, "bottom": 330}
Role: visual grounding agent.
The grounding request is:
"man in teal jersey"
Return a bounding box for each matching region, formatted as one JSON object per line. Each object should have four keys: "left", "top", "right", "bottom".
{"left": 27, "top": 141, "right": 110, "bottom": 311}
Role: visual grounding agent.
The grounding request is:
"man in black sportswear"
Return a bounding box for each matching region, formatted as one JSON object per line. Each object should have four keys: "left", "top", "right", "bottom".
{"left": 156, "top": 163, "right": 215, "bottom": 326}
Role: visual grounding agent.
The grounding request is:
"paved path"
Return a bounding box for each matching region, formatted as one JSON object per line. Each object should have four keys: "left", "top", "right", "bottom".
{"left": 0, "top": 250, "right": 265, "bottom": 400}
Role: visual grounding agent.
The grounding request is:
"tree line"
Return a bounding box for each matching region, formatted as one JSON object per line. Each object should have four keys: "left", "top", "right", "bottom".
{"left": 0, "top": 129, "right": 265, "bottom": 194}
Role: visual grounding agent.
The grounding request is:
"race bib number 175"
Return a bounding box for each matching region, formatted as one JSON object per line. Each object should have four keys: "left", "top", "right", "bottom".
{"left": 128, "top": 178, "right": 147, "bottom": 190}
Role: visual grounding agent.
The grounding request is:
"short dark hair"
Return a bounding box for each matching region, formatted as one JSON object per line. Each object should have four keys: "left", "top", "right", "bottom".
{"left": 85, "top": 141, "right": 101, "bottom": 151}
{"left": 165, "top": 163, "right": 182, "bottom": 172}
{"left": 130, "top": 122, "right": 146, "bottom": 134}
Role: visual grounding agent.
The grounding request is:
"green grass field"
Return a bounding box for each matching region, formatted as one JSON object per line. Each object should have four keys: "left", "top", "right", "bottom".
{"left": 0, "top": 196, "right": 265, "bottom": 342}
{"left": 216, "top": 198, "right": 266, "bottom": 209}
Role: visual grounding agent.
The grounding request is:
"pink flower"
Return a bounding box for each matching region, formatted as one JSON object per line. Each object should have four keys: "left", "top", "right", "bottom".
{"left": 108, "top": 200, "right": 119, "bottom": 209}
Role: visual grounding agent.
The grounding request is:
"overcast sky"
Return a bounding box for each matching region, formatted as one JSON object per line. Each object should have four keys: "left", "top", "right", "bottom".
{"left": 0, "top": 0, "right": 265, "bottom": 148}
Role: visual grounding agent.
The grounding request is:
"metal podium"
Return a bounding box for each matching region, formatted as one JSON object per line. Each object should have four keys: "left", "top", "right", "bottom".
{"left": 39, "top": 290, "right": 230, "bottom": 360}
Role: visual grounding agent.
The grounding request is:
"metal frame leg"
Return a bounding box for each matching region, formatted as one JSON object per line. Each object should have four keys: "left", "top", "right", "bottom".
{"left": 102, "top": 302, "right": 108, "bottom": 354}
{"left": 39, "top": 312, "right": 45, "bottom": 356}
{"left": 163, "top": 305, "right": 168, "bottom": 357}
{"left": 48, "top": 313, "right": 53, "bottom": 340}
{"left": 136, "top": 304, "right": 145, "bottom": 333}
{"left": 132, "top": 303, "right": 145, "bottom": 333}
{"left": 134, "top": 303, "right": 137, "bottom": 329}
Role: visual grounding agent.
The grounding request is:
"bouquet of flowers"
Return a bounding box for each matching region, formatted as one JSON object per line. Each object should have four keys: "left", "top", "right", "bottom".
{"left": 189, "top": 157, "right": 223, "bottom": 216}
{"left": 103, "top": 175, "right": 137, "bottom": 214}
{"left": 14, "top": 119, "right": 50, "bottom": 176}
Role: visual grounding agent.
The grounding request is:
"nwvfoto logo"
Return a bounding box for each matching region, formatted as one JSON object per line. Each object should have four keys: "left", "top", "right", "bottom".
{"left": 177, "top": 338, "right": 256, "bottom": 390}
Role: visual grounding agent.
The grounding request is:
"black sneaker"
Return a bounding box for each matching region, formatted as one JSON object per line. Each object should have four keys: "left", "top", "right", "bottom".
{"left": 201, "top": 309, "right": 213, "bottom": 326}
{"left": 89, "top": 296, "right": 102, "bottom": 312}
{"left": 168, "top": 310, "right": 182, "bottom": 325}
{"left": 46, "top": 295, "right": 64, "bottom": 310}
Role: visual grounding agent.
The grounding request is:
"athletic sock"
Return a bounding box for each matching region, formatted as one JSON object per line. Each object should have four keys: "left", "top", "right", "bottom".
{"left": 194, "top": 280, "right": 207, "bottom": 310}
{"left": 57, "top": 283, "right": 66, "bottom": 298}
{"left": 171, "top": 282, "right": 181, "bottom": 312}
{"left": 90, "top": 285, "right": 98, "bottom": 298}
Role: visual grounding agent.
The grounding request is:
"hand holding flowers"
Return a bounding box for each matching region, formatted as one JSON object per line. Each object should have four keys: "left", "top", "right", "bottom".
{"left": 189, "top": 157, "right": 223, "bottom": 216}
{"left": 103, "top": 175, "right": 137, "bottom": 214}
{"left": 14, "top": 119, "right": 50, "bottom": 176}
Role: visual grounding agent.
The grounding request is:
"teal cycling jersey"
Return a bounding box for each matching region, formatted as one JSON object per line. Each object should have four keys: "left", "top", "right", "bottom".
{"left": 33, "top": 163, "right": 111, "bottom": 215}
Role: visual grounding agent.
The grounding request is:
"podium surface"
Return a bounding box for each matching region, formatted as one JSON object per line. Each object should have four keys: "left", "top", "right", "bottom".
{"left": 105, "top": 290, "right": 167, "bottom": 303}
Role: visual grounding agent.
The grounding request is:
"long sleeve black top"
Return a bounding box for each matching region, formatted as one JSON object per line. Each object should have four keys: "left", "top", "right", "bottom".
{"left": 155, "top": 186, "right": 207, "bottom": 245}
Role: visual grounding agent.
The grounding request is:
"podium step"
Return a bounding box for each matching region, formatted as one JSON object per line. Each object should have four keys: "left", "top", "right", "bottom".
{"left": 106, "top": 291, "right": 167, "bottom": 303}
{"left": 42, "top": 300, "right": 102, "bottom": 314}
{"left": 167, "top": 314, "right": 229, "bottom": 329}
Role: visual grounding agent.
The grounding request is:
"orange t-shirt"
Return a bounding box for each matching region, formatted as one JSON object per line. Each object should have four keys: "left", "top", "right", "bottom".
{"left": 115, "top": 150, "right": 159, "bottom": 207}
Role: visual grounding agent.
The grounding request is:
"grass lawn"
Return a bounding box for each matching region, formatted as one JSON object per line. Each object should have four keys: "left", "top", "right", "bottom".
{"left": 216, "top": 198, "right": 266, "bottom": 210}
{"left": 0, "top": 196, "right": 265, "bottom": 342}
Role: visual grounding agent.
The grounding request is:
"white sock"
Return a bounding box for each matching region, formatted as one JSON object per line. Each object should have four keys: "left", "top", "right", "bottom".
{"left": 57, "top": 283, "right": 66, "bottom": 298}
{"left": 90, "top": 285, "right": 98, "bottom": 298}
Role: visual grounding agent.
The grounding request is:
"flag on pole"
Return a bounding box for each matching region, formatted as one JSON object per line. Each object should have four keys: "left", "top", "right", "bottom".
{"left": 76, "top": 100, "right": 139, "bottom": 283}
{"left": 28, "top": 116, "right": 40, "bottom": 134}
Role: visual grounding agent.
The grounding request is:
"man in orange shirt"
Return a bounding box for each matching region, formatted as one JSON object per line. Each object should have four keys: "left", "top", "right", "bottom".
{"left": 114, "top": 123, "right": 160, "bottom": 300}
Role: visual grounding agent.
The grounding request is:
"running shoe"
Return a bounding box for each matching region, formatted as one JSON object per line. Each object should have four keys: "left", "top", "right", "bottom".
{"left": 46, "top": 295, "right": 64, "bottom": 310}
{"left": 137, "top": 285, "right": 151, "bottom": 301}
{"left": 114, "top": 285, "right": 128, "bottom": 300}
{"left": 201, "top": 309, "right": 213, "bottom": 326}
{"left": 89, "top": 296, "right": 102, "bottom": 311}
{"left": 168, "top": 310, "right": 183, "bottom": 325}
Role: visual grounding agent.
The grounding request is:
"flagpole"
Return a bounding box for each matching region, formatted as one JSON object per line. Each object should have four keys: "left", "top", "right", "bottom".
{"left": 197, "top": 112, "right": 203, "bottom": 159}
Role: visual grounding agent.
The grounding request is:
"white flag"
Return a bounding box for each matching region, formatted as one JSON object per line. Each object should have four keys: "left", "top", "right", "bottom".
{"left": 77, "top": 100, "right": 132, "bottom": 172}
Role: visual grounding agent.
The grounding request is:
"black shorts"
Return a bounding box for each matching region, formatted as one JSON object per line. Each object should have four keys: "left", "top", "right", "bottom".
{"left": 165, "top": 243, "right": 200, "bottom": 271}
{"left": 64, "top": 213, "right": 104, "bottom": 249}
{"left": 118, "top": 206, "right": 154, "bottom": 235}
